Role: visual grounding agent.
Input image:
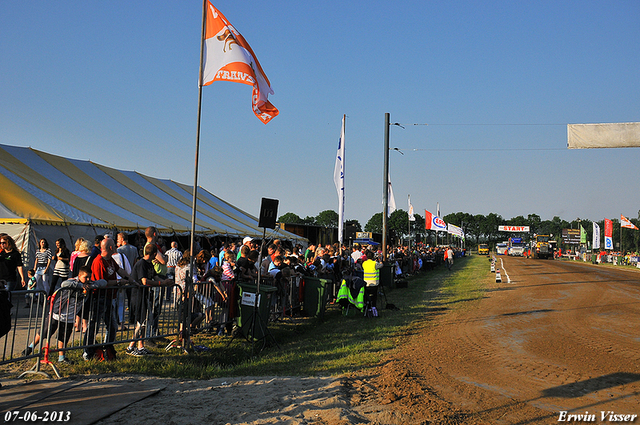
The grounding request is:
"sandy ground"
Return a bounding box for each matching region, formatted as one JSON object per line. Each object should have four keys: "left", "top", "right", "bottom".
{"left": 92, "top": 375, "right": 397, "bottom": 425}
{"left": 53, "top": 258, "right": 640, "bottom": 424}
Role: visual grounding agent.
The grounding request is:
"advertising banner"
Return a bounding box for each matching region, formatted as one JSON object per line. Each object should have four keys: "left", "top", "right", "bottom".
{"left": 593, "top": 222, "right": 600, "bottom": 250}
{"left": 447, "top": 223, "right": 463, "bottom": 238}
{"left": 424, "top": 209, "right": 447, "bottom": 231}
{"left": 498, "top": 225, "right": 530, "bottom": 232}
{"left": 604, "top": 219, "right": 613, "bottom": 250}
{"left": 562, "top": 228, "right": 581, "bottom": 245}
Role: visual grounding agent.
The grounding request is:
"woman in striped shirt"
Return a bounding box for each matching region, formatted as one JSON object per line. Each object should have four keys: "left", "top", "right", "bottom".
{"left": 34, "top": 238, "right": 52, "bottom": 295}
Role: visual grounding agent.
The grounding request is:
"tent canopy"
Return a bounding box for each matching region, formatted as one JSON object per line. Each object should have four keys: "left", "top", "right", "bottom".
{"left": 0, "top": 143, "right": 302, "bottom": 241}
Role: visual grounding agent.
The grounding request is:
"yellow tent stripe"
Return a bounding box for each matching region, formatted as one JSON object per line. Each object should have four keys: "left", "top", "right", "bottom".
{"left": 92, "top": 164, "right": 218, "bottom": 233}
{"left": 0, "top": 146, "right": 137, "bottom": 228}
{"left": 0, "top": 167, "right": 66, "bottom": 222}
{"left": 35, "top": 151, "right": 182, "bottom": 231}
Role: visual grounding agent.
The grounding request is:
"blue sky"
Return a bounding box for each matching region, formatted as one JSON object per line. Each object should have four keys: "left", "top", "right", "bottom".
{"left": 2, "top": 1, "right": 639, "bottom": 227}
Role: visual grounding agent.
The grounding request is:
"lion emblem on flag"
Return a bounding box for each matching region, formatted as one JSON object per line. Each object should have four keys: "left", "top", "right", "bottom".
{"left": 217, "top": 29, "right": 238, "bottom": 52}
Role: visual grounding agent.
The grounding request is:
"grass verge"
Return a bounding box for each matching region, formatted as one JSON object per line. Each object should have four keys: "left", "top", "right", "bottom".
{"left": 15, "top": 255, "right": 492, "bottom": 380}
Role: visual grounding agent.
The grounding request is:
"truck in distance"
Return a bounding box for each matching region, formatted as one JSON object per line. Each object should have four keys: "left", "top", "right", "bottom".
{"left": 532, "top": 234, "right": 553, "bottom": 259}
{"left": 508, "top": 237, "right": 526, "bottom": 256}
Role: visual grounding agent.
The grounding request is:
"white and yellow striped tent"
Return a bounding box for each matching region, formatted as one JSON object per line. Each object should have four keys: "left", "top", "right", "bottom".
{"left": 0, "top": 143, "right": 303, "bottom": 265}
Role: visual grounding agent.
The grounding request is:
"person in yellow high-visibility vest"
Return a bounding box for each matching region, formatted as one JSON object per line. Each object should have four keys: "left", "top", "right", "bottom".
{"left": 362, "top": 250, "right": 383, "bottom": 286}
{"left": 362, "top": 250, "right": 384, "bottom": 314}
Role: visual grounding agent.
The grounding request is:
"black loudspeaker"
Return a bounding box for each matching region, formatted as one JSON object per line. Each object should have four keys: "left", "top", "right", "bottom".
{"left": 258, "top": 198, "right": 279, "bottom": 229}
{"left": 345, "top": 225, "right": 357, "bottom": 241}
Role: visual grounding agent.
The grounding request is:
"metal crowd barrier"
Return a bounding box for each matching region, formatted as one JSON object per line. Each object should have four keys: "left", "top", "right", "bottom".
{"left": 1, "top": 274, "right": 338, "bottom": 380}
{"left": 1, "top": 289, "right": 49, "bottom": 379}
{"left": 186, "top": 279, "right": 237, "bottom": 335}
{"left": 264, "top": 274, "right": 302, "bottom": 320}
{"left": 1, "top": 284, "right": 183, "bottom": 378}
{"left": 185, "top": 275, "right": 304, "bottom": 334}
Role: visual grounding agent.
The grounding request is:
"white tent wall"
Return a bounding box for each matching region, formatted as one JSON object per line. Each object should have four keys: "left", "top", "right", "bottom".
{"left": 0, "top": 222, "right": 31, "bottom": 269}
{"left": 0, "top": 222, "right": 103, "bottom": 270}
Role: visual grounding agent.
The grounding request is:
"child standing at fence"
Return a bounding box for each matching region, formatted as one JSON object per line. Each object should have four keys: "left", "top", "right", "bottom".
{"left": 25, "top": 269, "right": 38, "bottom": 307}
{"left": 23, "top": 266, "right": 91, "bottom": 363}
{"left": 216, "top": 251, "right": 236, "bottom": 336}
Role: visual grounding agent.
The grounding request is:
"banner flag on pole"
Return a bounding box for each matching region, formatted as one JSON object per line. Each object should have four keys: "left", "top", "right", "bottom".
{"left": 593, "top": 222, "right": 600, "bottom": 250}
{"left": 604, "top": 218, "right": 613, "bottom": 250}
{"left": 447, "top": 223, "right": 463, "bottom": 238}
{"left": 334, "top": 115, "right": 345, "bottom": 243}
{"left": 580, "top": 225, "right": 587, "bottom": 244}
{"left": 202, "top": 2, "right": 279, "bottom": 124}
{"left": 387, "top": 177, "right": 396, "bottom": 215}
{"left": 621, "top": 214, "right": 639, "bottom": 230}
{"left": 408, "top": 195, "right": 415, "bottom": 221}
{"left": 437, "top": 202, "right": 440, "bottom": 218}
{"left": 424, "top": 209, "right": 447, "bottom": 231}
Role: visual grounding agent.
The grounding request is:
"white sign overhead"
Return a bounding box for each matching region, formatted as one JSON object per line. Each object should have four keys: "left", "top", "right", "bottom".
{"left": 567, "top": 123, "right": 640, "bottom": 149}
{"left": 498, "top": 225, "right": 530, "bottom": 232}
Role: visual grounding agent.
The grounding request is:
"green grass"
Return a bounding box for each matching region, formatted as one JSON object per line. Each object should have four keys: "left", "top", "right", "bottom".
{"left": 35, "top": 255, "right": 492, "bottom": 380}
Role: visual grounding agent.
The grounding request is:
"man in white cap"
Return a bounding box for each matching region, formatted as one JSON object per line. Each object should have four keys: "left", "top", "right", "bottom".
{"left": 238, "top": 236, "right": 253, "bottom": 260}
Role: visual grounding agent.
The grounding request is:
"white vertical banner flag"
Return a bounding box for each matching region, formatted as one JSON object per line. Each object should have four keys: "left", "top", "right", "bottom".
{"left": 408, "top": 195, "right": 415, "bottom": 221}
{"left": 593, "top": 222, "right": 601, "bottom": 250}
{"left": 387, "top": 177, "right": 396, "bottom": 216}
{"left": 447, "top": 223, "right": 463, "bottom": 238}
{"left": 437, "top": 202, "right": 440, "bottom": 218}
{"left": 333, "top": 115, "right": 346, "bottom": 243}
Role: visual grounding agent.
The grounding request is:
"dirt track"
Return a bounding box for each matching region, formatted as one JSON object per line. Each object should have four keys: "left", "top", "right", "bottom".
{"left": 348, "top": 256, "right": 640, "bottom": 424}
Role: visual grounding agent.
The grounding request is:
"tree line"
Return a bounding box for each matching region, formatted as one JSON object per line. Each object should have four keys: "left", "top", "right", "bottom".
{"left": 278, "top": 210, "right": 640, "bottom": 252}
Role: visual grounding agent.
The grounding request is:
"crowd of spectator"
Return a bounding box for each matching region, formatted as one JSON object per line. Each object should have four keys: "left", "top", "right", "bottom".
{"left": 2, "top": 228, "right": 469, "bottom": 362}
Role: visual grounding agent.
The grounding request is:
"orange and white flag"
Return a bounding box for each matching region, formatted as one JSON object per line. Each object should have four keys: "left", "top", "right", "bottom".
{"left": 621, "top": 214, "right": 639, "bottom": 230}
{"left": 202, "top": 2, "right": 278, "bottom": 124}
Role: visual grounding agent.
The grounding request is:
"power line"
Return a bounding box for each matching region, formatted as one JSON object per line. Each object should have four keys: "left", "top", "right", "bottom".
{"left": 408, "top": 147, "right": 565, "bottom": 152}
{"left": 404, "top": 123, "right": 567, "bottom": 126}
{"left": 390, "top": 122, "right": 568, "bottom": 151}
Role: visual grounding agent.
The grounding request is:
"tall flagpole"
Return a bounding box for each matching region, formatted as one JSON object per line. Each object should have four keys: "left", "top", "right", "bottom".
{"left": 191, "top": 0, "right": 207, "bottom": 264}
{"left": 183, "top": 0, "right": 208, "bottom": 352}
{"left": 336, "top": 114, "right": 346, "bottom": 248}
{"left": 407, "top": 195, "right": 411, "bottom": 248}
{"left": 340, "top": 114, "right": 346, "bottom": 253}
{"left": 382, "top": 113, "right": 390, "bottom": 261}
